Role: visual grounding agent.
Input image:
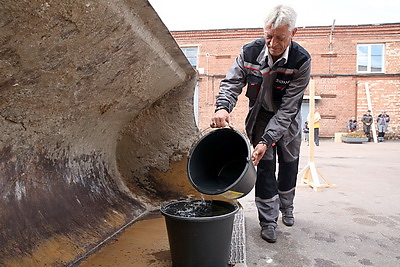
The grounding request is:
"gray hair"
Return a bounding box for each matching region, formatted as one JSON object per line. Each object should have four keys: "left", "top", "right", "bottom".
{"left": 264, "top": 5, "right": 297, "bottom": 31}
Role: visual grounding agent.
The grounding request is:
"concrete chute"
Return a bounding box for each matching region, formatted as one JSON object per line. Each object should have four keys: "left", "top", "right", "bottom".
{"left": 0, "top": 0, "right": 197, "bottom": 265}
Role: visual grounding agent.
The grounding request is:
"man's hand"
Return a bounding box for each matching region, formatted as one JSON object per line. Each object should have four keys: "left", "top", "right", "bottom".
{"left": 251, "top": 143, "right": 267, "bottom": 166}
{"left": 210, "top": 109, "right": 230, "bottom": 128}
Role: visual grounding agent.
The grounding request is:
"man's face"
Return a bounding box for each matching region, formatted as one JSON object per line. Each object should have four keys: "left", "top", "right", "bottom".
{"left": 264, "top": 24, "right": 297, "bottom": 60}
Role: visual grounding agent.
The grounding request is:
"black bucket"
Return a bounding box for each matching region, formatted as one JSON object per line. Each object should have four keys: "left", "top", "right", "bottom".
{"left": 188, "top": 128, "right": 256, "bottom": 199}
{"left": 161, "top": 199, "right": 239, "bottom": 267}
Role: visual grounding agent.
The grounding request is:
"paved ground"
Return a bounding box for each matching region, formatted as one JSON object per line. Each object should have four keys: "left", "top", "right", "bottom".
{"left": 79, "top": 139, "right": 400, "bottom": 267}
{"left": 241, "top": 139, "right": 400, "bottom": 267}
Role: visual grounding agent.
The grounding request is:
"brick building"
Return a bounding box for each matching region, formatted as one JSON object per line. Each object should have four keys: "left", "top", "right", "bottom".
{"left": 171, "top": 23, "right": 400, "bottom": 139}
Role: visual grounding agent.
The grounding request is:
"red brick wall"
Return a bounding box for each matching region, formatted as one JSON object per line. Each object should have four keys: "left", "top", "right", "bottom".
{"left": 312, "top": 77, "right": 357, "bottom": 134}
{"left": 173, "top": 24, "right": 400, "bottom": 139}
{"left": 356, "top": 78, "right": 400, "bottom": 138}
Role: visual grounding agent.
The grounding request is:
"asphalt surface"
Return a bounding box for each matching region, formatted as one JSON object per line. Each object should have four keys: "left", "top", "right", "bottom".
{"left": 239, "top": 139, "right": 400, "bottom": 267}
{"left": 79, "top": 139, "right": 400, "bottom": 267}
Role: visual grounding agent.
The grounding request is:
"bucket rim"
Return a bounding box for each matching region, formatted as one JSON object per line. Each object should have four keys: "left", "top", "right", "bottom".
{"left": 190, "top": 127, "right": 251, "bottom": 157}
{"left": 160, "top": 199, "right": 239, "bottom": 221}
{"left": 187, "top": 128, "right": 252, "bottom": 194}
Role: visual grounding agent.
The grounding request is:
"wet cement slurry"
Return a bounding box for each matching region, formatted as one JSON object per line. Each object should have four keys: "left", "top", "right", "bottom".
{"left": 79, "top": 140, "right": 400, "bottom": 266}
{"left": 78, "top": 213, "right": 171, "bottom": 267}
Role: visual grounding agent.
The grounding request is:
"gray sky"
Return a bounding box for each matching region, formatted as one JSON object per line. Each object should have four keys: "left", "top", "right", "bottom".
{"left": 149, "top": 0, "right": 400, "bottom": 30}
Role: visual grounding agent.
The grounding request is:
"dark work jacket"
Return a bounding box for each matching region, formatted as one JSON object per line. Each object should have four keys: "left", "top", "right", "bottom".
{"left": 216, "top": 39, "right": 311, "bottom": 149}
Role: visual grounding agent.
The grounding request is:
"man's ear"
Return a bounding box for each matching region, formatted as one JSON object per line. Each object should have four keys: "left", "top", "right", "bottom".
{"left": 291, "top": 28, "right": 298, "bottom": 37}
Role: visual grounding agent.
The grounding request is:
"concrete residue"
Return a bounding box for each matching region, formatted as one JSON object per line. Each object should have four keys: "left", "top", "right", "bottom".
{"left": 0, "top": 0, "right": 197, "bottom": 265}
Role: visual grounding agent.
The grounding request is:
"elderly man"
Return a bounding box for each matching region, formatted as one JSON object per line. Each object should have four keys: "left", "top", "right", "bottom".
{"left": 211, "top": 5, "right": 311, "bottom": 243}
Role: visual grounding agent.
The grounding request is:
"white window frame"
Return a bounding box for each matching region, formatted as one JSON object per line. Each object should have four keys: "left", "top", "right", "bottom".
{"left": 357, "top": 44, "right": 385, "bottom": 73}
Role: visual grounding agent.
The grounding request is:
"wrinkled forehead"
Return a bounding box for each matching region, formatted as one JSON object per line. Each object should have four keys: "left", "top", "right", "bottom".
{"left": 263, "top": 24, "right": 292, "bottom": 36}
{"left": 264, "top": 24, "right": 290, "bottom": 32}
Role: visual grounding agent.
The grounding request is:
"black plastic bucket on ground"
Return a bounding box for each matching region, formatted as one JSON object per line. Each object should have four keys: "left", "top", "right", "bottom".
{"left": 161, "top": 199, "right": 239, "bottom": 267}
{"left": 188, "top": 128, "right": 256, "bottom": 199}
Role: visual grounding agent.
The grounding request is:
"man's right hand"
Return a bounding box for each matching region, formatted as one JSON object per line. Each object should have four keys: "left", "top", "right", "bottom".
{"left": 210, "top": 109, "right": 230, "bottom": 128}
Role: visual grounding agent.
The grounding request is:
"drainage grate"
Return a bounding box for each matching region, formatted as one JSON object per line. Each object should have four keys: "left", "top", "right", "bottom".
{"left": 229, "top": 208, "right": 246, "bottom": 265}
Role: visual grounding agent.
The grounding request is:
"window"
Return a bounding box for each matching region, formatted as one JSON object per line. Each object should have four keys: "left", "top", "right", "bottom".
{"left": 357, "top": 44, "right": 384, "bottom": 73}
{"left": 180, "top": 46, "right": 198, "bottom": 69}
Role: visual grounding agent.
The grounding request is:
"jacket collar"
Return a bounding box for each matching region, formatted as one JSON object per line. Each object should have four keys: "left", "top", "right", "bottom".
{"left": 257, "top": 40, "right": 292, "bottom": 67}
{"left": 257, "top": 45, "right": 268, "bottom": 66}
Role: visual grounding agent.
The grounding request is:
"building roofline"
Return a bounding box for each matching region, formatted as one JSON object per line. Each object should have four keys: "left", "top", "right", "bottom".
{"left": 171, "top": 22, "right": 400, "bottom": 33}
{"left": 171, "top": 23, "right": 400, "bottom": 40}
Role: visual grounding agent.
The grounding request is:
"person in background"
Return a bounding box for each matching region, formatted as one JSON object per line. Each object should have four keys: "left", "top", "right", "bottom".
{"left": 307, "top": 107, "right": 321, "bottom": 146}
{"left": 303, "top": 121, "right": 309, "bottom": 145}
{"left": 377, "top": 110, "right": 390, "bottom": 142}
{"left": 361, "top": 110, "right": 373, "bottom": 140}
{"left": 347, "top": 117, "right": 358, "bottom": 132}
{"left": 210, "top": 5, "right": 311, "bottom": 243}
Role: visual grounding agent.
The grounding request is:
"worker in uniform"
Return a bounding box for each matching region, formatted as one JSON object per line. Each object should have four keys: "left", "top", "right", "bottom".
{"left": 211, "top": 5, "right": 311, "bottom": 243}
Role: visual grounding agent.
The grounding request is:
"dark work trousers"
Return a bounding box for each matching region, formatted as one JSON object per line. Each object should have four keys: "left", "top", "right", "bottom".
{"left": 252, "top": 109, "right": 300, "bottom": 227}
{"left": 314, "top": 128, "right": 320, "bottom": 146}
{"left": 363, "top": 124, "right": 371, "bottom": 140}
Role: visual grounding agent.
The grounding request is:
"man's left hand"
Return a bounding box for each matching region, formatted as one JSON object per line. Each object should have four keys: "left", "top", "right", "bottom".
{"left": 251, "top": 143, "right": 267, "bottom": 166}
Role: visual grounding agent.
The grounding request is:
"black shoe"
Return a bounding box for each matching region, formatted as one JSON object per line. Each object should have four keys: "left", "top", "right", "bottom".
{"left": 261, "top": 225, "right": 277, "bottom": 243}
{"left": 282, "top": 211, "right": 294, "bottom": 226}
